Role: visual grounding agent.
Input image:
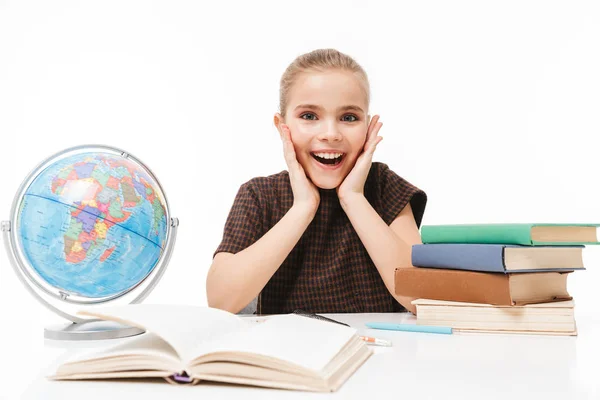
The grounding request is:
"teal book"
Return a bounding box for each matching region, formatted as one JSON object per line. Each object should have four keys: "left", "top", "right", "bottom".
{"left": 421, "top": 223, "right": 600, "bottom": 246}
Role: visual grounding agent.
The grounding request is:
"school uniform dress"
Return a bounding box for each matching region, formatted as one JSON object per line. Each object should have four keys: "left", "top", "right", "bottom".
{"left": 214, "top": 162, "right": 427, "bottom": 314}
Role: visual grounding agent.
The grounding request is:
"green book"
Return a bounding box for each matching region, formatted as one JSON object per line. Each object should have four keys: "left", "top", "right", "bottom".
{"left": 421, "top": 223, "right": 600, "bottom": 246}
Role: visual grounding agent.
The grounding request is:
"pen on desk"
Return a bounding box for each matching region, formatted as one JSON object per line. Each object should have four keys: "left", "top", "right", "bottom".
{"left": 359, "top": 336, "right": 392, "bottom": 347}
{"left": 366, "top": 322, "right": 453, "bottom": 335}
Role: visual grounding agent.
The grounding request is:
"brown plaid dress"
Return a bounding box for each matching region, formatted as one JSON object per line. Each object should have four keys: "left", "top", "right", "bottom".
{"left": 214, "top": 162, "right": 427, "bottom": 314}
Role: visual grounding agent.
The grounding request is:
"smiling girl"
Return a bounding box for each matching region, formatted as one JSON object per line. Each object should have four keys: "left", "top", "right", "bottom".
{"left": 207, "top": 49, "right": 427, "bottom": 315}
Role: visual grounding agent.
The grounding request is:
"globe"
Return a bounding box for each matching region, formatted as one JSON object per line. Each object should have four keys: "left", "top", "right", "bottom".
{"left": 2, "top": 145, "right": 178, "bottom": 340}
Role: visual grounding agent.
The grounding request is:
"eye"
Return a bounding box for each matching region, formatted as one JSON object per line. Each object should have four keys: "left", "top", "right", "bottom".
{"left": 341, "top": 114, "right": 359, "bottom": 122}
{"left": 300, "top": 112, "right": 318, "bottom": 121}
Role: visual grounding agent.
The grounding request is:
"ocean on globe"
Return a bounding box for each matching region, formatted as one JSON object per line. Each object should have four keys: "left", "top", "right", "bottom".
{"left": 15, "top": 150, "right": 168, "bottom": 300}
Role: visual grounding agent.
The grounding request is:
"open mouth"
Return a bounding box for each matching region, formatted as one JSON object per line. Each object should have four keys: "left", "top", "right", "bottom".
{"left": 311, "top": 152, "right": 345, "bottom": 166}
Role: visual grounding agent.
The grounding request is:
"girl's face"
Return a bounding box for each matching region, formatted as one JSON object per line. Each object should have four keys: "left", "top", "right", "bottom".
{"left": 276, "top": 70, "right": 369, "bottom": 190}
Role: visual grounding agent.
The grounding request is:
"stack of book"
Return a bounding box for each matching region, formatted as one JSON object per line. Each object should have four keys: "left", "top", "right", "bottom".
{"left": 395, "top": 223, "right": 600, "bottom": 335}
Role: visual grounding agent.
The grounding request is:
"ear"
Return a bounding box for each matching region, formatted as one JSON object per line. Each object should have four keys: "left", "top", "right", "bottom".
{"left": 273, "top": 113, "right": 285, "bottom": 136}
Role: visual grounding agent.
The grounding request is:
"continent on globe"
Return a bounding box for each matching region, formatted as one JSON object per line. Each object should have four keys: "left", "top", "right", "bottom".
{"left": 51, "top": 156, "right": 166, "bottom": 265}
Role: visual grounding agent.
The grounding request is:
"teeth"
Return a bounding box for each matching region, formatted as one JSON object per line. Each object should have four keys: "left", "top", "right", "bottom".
{"left": 314, "top": 152, "right": 342, "bottom": 159}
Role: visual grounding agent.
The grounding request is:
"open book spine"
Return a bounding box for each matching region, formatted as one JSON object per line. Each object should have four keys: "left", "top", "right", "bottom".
{"left": 165, "top": 373, "right": 200, "bottom": 385}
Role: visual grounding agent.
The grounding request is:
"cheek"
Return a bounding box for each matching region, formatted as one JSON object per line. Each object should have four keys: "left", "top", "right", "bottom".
{"left": 295, "top": 120, "right": 326, "bottom": 135}
{"left": 289, "top": 124, "right": 316, "bottom": 149}
{"left": 343, "top": 126, "right": 368, "bottom": 150}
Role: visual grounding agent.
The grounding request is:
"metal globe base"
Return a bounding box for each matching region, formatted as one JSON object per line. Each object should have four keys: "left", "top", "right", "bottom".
{"left": 44, "top": 320, "right": 145, "bottom": 341}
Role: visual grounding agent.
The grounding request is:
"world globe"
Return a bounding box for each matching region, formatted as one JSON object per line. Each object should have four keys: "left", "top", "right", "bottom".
{"left": 2, "top": 145, "right": 178, "bottom": 340}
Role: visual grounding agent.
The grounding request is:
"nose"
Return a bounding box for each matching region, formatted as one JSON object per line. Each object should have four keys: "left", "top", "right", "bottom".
{"left": 317, "top": 120, "right": 342, "bottom": 142}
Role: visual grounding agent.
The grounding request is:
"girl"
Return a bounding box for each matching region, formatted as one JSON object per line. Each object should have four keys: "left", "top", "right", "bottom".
{"left": 207, "top": 49, "right": 427, "bottom": 315}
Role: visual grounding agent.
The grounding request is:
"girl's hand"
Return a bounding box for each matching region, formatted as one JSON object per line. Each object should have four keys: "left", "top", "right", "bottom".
{"left": 280, "top": 124, "right": 320, "bottom": 214}
{"left": 337, "top": 115, "right": 383, "bottom": 203}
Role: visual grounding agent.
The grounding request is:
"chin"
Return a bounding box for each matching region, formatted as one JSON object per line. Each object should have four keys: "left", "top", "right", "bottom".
{"left": 315, "top": 182, "right": 339, "bottom": 190}
{"left": 310, "top": 176, "right": 343, "bottom": 190}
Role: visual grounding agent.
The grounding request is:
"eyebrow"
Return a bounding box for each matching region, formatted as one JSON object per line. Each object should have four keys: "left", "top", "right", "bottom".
{"left": 294, "top": 104, "right": 366, "bottom": 114}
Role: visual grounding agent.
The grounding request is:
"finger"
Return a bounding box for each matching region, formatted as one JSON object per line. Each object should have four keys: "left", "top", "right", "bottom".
{"left": 367, "top": 114, "right": 377, "bottom": 128}
{"left": 364, "top": 121, "right": 383, "bottom": 151}
{"left": 368, "top": 136, "right": 383, "bottom": 155}
{"left": 280, "top": 125, "right": 295, "bottom": 157}
{"left": 281, "top": 125, "right": 302, "bottom": 175}
{"left": 282, "top": 125, "right": 297, "bottom": 160}
{"left": 354, "top": 136, "right": 382, "bottom": 170}
{"left": 366, "top": 115, "right": 380, "bottom": 142}
{"left": 279, "top": 125, "right": 293, "bottom": 162}
{"left": 365, "top": 118, "right": 381, "bottom": 150}
{"left": 362, "top": 137, "right": 383, "bottom": 160}
{"left": 368, "top": 115, "right": 380, "bottom": 133}
{"left": 281, "top": 124, "right": 293, "bottom": 144}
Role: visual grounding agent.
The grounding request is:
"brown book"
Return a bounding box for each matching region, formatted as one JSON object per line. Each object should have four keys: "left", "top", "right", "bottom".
{"left": 394, "top": 268, "right": 572, "bottom": 306}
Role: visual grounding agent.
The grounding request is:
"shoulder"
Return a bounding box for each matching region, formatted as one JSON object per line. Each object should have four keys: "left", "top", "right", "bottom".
{"left": 242, "top": 170, "right": 290, "bottom": 198}
{"left": 237, "top": 171, "right": 292, "bottom": 216}
{"left": 367, "top": 162, "right": 428, "bottom": 227}
{"left": 367, "top": 162, "right": 420, "bottom": 192}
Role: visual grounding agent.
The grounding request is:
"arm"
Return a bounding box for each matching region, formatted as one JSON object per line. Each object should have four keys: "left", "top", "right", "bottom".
{"left": 207, "top": 123, "right": 319, "bottom": 314}
{"left": 337, "top": 115, "right": 423, "bottom": 313}
{"left": 207, "top": 204, "right": 315, "bottom": 314}
{"left": 340, "top": 198, "right": 422, "bottom": 313}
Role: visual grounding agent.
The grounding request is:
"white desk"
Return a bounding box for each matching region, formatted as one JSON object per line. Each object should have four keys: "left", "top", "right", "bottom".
{"left": 6, "top": 312, "right": 600, "bottom": 400}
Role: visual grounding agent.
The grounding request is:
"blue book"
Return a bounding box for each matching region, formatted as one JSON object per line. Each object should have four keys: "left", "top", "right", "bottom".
{"left": 411, "top": 244, "right": 585, "bottom": 273}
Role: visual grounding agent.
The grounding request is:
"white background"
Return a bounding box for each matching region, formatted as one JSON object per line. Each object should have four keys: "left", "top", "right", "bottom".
{"left": 1, "top": 1, "right": 599, "bottom": 398}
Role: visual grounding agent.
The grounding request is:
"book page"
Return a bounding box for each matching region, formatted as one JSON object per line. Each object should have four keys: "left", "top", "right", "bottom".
{"left": 190, "top": 314, "right": 357, "bottom": 372}
{"left": 412, "top": 299, "right": 575, "bottom": 308}
{"left": 78, "top": 304, "right": 248, "bottom": 361}
{"left": 55, "top": 332, "right": 182, "bottom": 374}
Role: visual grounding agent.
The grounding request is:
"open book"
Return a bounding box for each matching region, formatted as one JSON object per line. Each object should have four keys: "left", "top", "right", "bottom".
{"left": 49, "top": 304, "right": 372, "bottom": 392}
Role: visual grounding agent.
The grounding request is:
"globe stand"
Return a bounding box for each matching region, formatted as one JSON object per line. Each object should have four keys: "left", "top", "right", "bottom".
{"left": 44, "top": 320, "right": 145, "bottom": 341}
{"left": 2, "top": 145, "right": 179, "bottom": 342}
{"left": 3, "top": 217, "right": 178, "bottom": 341}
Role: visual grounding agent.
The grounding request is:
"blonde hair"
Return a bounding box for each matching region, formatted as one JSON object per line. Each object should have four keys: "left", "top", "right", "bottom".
{"left": 279, "top": 49, "right": 370, "bottom": 117}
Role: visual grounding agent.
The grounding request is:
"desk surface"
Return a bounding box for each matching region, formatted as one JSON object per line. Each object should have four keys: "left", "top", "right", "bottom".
{"left": 5, "top": 312, "right": 600, "bottom": 400}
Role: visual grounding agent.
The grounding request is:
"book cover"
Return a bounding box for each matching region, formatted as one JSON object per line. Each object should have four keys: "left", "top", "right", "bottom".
{"left": 420, "top": 223, "right": 600, "bottom": 245}
{"left": 411, "top": 243, "right": 585, "bottom": 273}
{"left": 394, "top": 268, "right": 572, "bottom": 306}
